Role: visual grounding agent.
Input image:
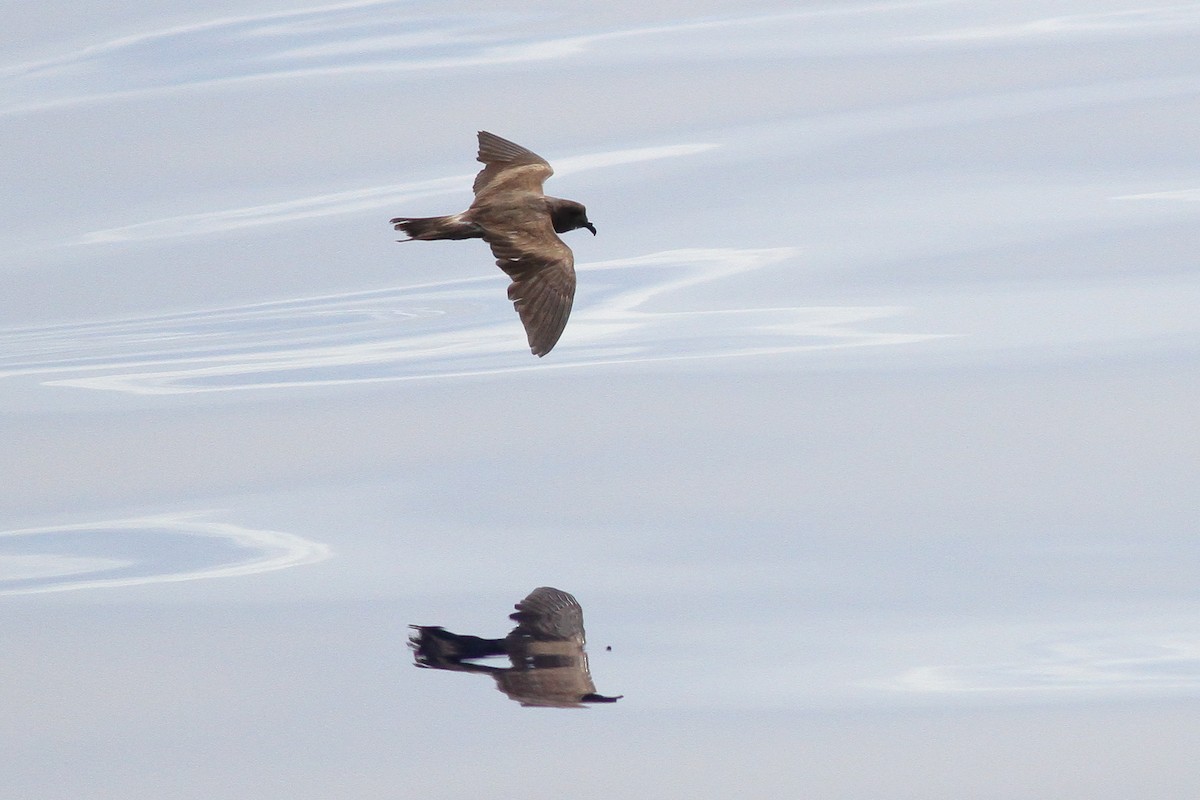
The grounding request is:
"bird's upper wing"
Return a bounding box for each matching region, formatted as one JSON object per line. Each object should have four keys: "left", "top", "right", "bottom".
{"left": 509, "top": 587, "right": 585, "bottom": 641}
{"left": 483, "top": 219, "right": 576, "bottom": 357}
{"left": 473, "top": 131, "right": 554, "bottom": 196}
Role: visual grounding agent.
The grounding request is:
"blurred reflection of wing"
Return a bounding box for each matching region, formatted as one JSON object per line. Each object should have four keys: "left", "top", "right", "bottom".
{"left": 508, "top": 586, "right": 585, "bottom": 641}
{"left": 493, "top": 637, "right": 603, "bottom": 708}
{"left": 408, "top": 586, "right": 622, "bottom": 708}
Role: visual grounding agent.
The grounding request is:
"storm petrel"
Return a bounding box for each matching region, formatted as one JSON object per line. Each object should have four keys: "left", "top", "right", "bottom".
{"left": 390, "top": 131, "right": 596, "bottom": 357}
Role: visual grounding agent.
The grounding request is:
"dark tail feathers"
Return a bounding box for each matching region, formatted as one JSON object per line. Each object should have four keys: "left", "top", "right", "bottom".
{"left": 409, "top": 626, "right": 506, "bottom": 666}
{"left": 391, "top": 214, "right": 484, "bottom": 241}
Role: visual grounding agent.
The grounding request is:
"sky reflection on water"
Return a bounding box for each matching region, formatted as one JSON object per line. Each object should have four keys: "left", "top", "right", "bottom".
{"left": 2, "top": 1, "right": 1199, "bottom": 798}
{"left": 0, "top": 247, "right": 936, "bottom": 394}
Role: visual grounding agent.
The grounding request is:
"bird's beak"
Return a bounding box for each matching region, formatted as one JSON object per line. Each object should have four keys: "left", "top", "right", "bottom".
{"left": 586, "top": 223, "right": 597, "bottom": 235}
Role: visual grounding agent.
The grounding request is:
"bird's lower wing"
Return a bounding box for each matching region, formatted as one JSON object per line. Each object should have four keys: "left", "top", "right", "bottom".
{"left": 487, "top": 235, "right": 576, "bottom": 357}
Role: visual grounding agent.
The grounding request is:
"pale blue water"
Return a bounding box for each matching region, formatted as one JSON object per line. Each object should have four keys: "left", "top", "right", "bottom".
{"left": 2, "top": 1, "right": 1199, "bottom": 797}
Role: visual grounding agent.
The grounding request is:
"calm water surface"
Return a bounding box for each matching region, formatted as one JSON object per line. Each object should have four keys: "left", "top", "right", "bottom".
{"left": 2, "top": 1, "right": 1199, "bottom": 797}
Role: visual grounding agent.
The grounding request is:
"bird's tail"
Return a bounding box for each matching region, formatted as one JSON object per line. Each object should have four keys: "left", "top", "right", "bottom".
{"left": 409, "top": 626, "right": 506, "bottom": 666}
{"left": 391, "top": 213, "right": 484, "bottom": 241}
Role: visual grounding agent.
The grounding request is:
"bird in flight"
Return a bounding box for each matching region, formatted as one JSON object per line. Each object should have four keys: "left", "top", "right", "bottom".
{"left": 390, "top": 131, "right": 596, "bottom": 357}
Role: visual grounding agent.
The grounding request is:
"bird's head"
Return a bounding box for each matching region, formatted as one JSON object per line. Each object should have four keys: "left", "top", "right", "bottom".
{"left": 548, "top": 198, "right": 597, "bottom": 236}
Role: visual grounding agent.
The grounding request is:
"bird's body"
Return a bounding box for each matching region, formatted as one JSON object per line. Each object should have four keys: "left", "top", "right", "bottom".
{"left": 391, "top": 131, "right": 596, "bottom": 357}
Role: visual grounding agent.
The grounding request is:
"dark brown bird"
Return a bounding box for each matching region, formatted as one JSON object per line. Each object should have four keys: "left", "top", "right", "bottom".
{"left": 390, "top": 131, "right": 596, "bottom": 357}
{"left": 410, "top": 587, "right": 622, "bottom": 708}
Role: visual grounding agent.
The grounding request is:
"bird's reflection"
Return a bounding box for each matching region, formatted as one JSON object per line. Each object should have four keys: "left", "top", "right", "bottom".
{"left": 410, "top": 587, "right": 622, "bottom": 708}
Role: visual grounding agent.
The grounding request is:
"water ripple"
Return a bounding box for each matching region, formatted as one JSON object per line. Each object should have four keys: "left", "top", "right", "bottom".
{"left": 74, "top": 143, "right": 716, "bottom": 244}
{"left": 885, "top": 637, "right": 1200, "bottom": 695}
{"left": 911, "top": 5, "right": 1200, "bottom": 42}
{"left": 0, "top": 248, "right": 940, "bottom": 395}
{"left": 0, "top": 512, "right": 332, "bottom": 596}
{"left": 0, "top": 1, "right": 937, "bottom": 116}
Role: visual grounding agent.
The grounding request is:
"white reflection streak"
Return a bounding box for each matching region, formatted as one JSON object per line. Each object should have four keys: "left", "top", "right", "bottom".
{"left": 1112, "top": 187, "right": 1200, "bottom": 201}
{"left": 1, "top": 1, "right": 941, "bottom": 116}
{"left": 886, "top": 638, "right": 1200, "bottom": 694}
{"left": 0, "top": 0, "right": 401, "bottom": 79}
{"left": 0, "top": 513, "right": 332, "bottom": 596}
{"left": 911, "top": 5, "right": 1200, "bottom": 41}
{"left": 0, "top": 554, "right": 127, "bottom": 582}
{"left": 76, "top": 143, "right": 717, "bottom": 244}
{"left": 0, "top": 247, "right": 941, "bottom": 395}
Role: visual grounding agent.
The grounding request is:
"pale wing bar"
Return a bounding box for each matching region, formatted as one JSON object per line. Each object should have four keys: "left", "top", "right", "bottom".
{"left": 473, "top": 131, "right": 554, "bottom": 194}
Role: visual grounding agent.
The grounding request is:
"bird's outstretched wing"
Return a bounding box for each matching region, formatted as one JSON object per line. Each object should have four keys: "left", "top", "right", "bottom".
{"left": 473, "top": 131, "right": 554, "bottom": 196}
{"left": 485, "top": 226, "right": 576, "bottom": 357}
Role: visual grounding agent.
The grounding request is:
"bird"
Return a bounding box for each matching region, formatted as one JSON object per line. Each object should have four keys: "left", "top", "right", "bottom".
{"left": 390, "top": 131, "right": 596, "bottom": 357}
{"left": 409, "top": 587, "right": 622, "bottom": 708}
